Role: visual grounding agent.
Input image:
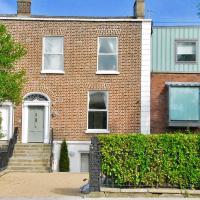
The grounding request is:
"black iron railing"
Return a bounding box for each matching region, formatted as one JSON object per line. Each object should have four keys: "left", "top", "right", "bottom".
{"left": 0, "top": 127, "right": 18, "bottom": 171}
{"left": 49, "top": 128, "right": 54, "bottom": 173}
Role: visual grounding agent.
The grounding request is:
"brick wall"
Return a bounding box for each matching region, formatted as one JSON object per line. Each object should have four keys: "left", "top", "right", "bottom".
{"left": 0, "top": 19, "right": 142, "bottom": 141}
{"left": 151, "top": 73, "right": 200, "bottom": 133}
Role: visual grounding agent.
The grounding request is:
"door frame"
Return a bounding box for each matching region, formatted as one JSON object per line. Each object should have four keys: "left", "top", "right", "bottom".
{"left": 22, "top": 92, "right": 50, "bottom": 144}
{"left": 0, "top": 102, "right": 13, "bottom": 140}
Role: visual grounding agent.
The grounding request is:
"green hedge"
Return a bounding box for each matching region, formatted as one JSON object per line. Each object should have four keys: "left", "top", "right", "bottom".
{"left": 98, "top": 134, "right": 200, "bottom": 189}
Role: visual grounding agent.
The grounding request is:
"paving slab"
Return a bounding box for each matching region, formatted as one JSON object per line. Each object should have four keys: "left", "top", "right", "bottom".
{"left": 0, "top": 172, "right": 88, "bottom": 197}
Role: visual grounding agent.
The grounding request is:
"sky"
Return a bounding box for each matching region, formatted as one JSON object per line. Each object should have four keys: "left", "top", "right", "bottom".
{"left": 0, "top": 0, "right": 200, "bottom": 25}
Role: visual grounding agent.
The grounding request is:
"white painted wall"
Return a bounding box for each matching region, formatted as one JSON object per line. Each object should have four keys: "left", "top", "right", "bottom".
{"left": 141, "top": 21, "right": 151, "bottom": 134}
{"left": 0, "top": 103, "right": 13, "bottom": 140}
{"left": 53, "top": 141, "right": 91, "bottom": 172}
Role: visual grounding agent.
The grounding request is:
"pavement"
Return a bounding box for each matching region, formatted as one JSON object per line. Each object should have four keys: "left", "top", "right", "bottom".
{"left": 0, "top": 172, "right": 88, "bottom": 197}
{"left": 0, "top": 172, "right": 198, "bottom": 200}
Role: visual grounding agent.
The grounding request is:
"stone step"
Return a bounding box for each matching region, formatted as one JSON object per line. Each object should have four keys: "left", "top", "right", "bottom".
{"left": 8, "top": 166, "right": 50, "bottom": 172}
{"left": 15, "top": 147, "right": 51, "bottom": 151}
{"left": 15, "top": 148, "right": 50, "bottom": 151}
{"left": 7, "top": 143, "right": 52, "bottom": 173}
{"left": 0, "top": 141, "right": 9, "bottom": 151}
{"left": 9, "top": 158, "right": 50, "bottom": 162}
{"left": 13, "top": 150, "right": 51, "bottom": 154}
{"left": 12, "top": 153, "right": 51, "bottom": 158}
{"left": 9, "top": 162, "right": 50, "bottom": 167}
{"left": 15, "top": 144, "right": 51, "bottom": 147}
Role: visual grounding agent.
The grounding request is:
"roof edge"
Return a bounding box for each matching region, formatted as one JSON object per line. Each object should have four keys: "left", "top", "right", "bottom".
{"left": 0, "top": 16, "right": 152, "bottom": 22}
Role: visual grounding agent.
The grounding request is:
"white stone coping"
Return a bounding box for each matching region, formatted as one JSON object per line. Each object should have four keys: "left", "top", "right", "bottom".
{"left": 0, "top": 16, "right": 152, "bottom": 22}
{"left": 101, "top": 187, "right": 200, "bottom": 195}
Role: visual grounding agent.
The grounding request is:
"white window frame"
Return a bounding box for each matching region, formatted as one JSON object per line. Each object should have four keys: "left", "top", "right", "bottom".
{"left": 97, "top": 37, "right": 119, "bottom": 75}
{"left": 85, "top": 91, "right": 109, "bottom": 134}
{"left": 175, "top": 40, "right": 198, "bottom": 64}
{"left": 41, "top": 36, "right": 65, "bottom": 74}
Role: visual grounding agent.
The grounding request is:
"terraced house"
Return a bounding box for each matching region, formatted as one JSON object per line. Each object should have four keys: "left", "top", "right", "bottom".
{"left": 151, "top": 25, "right": 200, "bottom": 133}
{"left": 0, "top": 0, "right": 151, "bottom": 172}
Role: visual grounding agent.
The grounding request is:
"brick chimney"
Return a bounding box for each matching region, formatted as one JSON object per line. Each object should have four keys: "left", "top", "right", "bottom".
{"left": 134, "top": 0, "right": 145, "bottom": 19}
{"left": 17, "top": 0, "right": 31, "bottom": 17}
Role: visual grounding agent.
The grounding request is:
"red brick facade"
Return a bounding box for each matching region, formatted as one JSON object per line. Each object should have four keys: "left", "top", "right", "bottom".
{"left": 151, "top": 73, "right": 200, "bottom": 133}
{"left": 0, "top": 19, "right": 142, "bottom": 141}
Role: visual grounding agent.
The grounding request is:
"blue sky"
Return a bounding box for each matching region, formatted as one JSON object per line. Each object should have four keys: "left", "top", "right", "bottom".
{"left": 0, "top": 0, "right": 200, "bottom": 25}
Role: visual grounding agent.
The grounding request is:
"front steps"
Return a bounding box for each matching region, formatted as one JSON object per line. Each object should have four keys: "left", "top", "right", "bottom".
{"left": 0, "top": 141, "right": 8, "bottom": 151}
{"left": 7, "top": 143, "right": 51, "bottom": 173}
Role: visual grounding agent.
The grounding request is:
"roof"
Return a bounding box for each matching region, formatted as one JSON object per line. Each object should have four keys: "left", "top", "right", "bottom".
{"left": 0, "top": 14, "right": 152, "bottom": 22}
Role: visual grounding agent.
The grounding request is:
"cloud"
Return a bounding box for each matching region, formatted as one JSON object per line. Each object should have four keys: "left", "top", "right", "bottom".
{"left": 0, "top": 0, "right": 15, "bottom": 14}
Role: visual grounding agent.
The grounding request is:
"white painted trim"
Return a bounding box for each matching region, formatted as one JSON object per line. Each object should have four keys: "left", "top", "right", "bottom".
{"left": 0, "top": 103, "right": 13, "bottom": 140}
{"left": 87, "top": 91, "right": 109, "bottom": 133}
{"left": 85, "top": 129, "right": 110, "bottom": 134}
{"left": 96, "top": 71, "right": 120, "bottom": 75}
{"left": 140, "top": 21, "right": 151, "bottom": 134}
{"left": 23, "top": 92, "right": 51, "bottom": 102}
{"left": 41, "top": 70, "right": 65, "bottom": 74}
{"left": 22, "top": 92, "right": 51, "bottom": 143}
{"left": 53, "top": 140, "right": 91, "bottom": 144}
{"left": 0, "top": 16, "right": 152, "bottom": 22}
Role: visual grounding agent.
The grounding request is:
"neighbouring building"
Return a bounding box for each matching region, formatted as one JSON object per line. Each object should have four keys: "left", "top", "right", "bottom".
{"left": 151, "top": 25, "right": 200, "bottom": 133}
{"left": 0, "top": 0, "right": 151, "bottom": 172}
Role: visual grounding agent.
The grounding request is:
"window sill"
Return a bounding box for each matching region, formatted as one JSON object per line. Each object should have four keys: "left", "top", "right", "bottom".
{"left": 85, "top": 130, "right": 110, "bottom": 134}
{"left": 41, "top": 70, "right": 65, "bottom": 74}
{"left": 96, "top": 71, "right": 120, "bottom": 75}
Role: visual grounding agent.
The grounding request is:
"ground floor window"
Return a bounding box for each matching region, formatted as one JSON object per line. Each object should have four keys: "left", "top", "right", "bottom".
{"left": 167, "top": 83, "right": 200, "bottom": 127}
{"left": 87, "top": 91, "right": 108, "bottom": 130}
{"left": 80, "top": 153, "right": 89, "bottom": 172}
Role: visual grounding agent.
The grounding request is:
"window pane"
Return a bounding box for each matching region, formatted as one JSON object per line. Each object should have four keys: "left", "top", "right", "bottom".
{"left": 89, "top": 92, "right": 107, "bottom": 109}
{"left": 44, "top": 54, "right": 64, "bottom": 70}
{"left": 88, "top": 111, "right": 107, "bottom": 129}
{"left": 80, "top": 153, "right": 89, "bottom": 172}
{"left": 45, "top": 37, "right": 63, "bottom": 54}
{"left": 177, "top": 54, "right": 196, "bottom": 62}
{"left": 176, "top": 42, "right": 196, "bottom": 62}
{"left": 98, "top": 55, "right": 117, "bottom": 71}
{"left": 169, "top": 87, "right": 199, "bottom": 121}
{"left": 99, "top": 37, "right": 117, "bottom": 53}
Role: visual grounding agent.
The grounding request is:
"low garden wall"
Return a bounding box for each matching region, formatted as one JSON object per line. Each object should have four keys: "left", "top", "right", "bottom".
{"left": 89, "top": 134, "right": 200, "bottom": 192}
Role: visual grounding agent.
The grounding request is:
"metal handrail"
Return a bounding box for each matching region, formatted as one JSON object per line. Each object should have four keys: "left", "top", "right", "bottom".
{"left": 0, "top": 127, "right": 18, "bottom": 171}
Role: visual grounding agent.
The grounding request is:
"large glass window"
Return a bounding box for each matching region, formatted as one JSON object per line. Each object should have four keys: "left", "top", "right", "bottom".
{"left": 176, "top": 41, "right": 197, "bottom": 62}
{"left": 88, "top": 91, "right": 108, "bottom": 130}
{"left": 169, "top": 87, "right": 199, "bottom": 121}
{"left": 98, "top": 37, "right": 118, "bottom": 72}
{"left": 43, "top": 36, "right": 64, "bottom": 73}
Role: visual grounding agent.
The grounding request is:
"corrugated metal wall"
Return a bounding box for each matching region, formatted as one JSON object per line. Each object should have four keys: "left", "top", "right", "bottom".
{"left": 152, "top": 26, "right": 200, "bottom": 73}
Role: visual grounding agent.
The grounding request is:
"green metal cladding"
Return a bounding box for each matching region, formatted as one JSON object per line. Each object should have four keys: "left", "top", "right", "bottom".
{"left": 152, "top": 26, "right": 200, "bottom": 73}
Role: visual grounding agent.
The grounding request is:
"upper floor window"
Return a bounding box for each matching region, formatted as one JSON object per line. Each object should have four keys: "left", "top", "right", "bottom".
{"left": 97, "top": 37, "right": 119, "bottom": 74}
{"left": 86, "top": 91, "right": 109, "bottom": 133}
{"left": 42, "top": 36, "right": 64, "bottom": 73}
{"left": 176, "top": 41, "right": 197, "bottom": 63}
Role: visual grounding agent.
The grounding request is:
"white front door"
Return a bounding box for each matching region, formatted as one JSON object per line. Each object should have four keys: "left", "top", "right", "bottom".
{"left": 0, "top": 106, "right": 10, "bottom": 140}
